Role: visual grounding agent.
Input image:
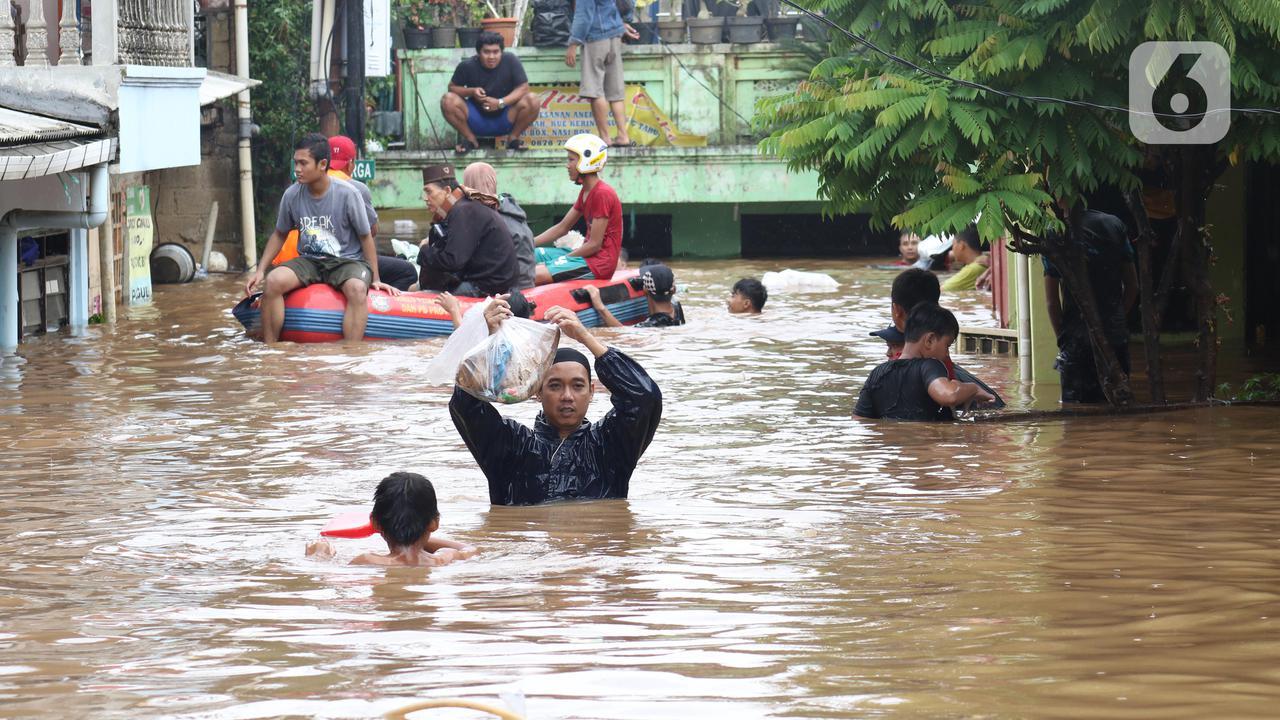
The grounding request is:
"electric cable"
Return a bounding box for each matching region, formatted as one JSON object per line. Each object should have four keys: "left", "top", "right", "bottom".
{"left": 776, "top": 0, "right": 1280, "bottom": 119}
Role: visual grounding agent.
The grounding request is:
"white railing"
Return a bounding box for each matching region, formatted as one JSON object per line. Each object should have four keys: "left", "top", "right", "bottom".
{"left": 0, "top": 0, "right": 81, "bottom": 67}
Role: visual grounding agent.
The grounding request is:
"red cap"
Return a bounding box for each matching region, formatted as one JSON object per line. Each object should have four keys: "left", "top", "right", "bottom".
{"left": 328, "top": 135, "right": 357, "bottom": 172}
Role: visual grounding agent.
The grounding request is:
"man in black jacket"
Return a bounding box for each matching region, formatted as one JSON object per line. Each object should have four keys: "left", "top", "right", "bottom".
{"left": 449, "top": 300, "right": 662, "bottom": 505}
{"left": 418, "top": 164, "right": 517, "bottom": 296}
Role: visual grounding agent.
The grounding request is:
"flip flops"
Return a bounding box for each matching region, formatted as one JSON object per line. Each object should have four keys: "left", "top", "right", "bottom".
{"left": 455, "top": 138, "right": 478, "bottom": 155}
{"left": 609, "top": 140, "right": 637, "bottom": 147}
{"left": 506, "top": 138, "right": 528, "bottom": 152}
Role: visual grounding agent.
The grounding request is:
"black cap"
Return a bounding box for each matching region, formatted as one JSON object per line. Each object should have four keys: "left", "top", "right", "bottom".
{"left": 638, "top": 263, "right": 675, "bottom": 300}
{"left": 507, "top": 290, "right": 534, "bottom": 319}
{"left": 869, "top": 325, "right": 906, "bottom": 344}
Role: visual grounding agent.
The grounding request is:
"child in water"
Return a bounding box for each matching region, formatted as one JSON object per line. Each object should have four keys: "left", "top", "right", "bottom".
{"left": 727, "top": 277, "right": 767, "bottom": 314}
{"left": 854, "top": 303, "right": 995, "bottom": 421}
{"left": 307, "top": 472, "right": 477, "bottom": 567}
{"left": 897, "top": 232, "right": 921, "bottom": 266}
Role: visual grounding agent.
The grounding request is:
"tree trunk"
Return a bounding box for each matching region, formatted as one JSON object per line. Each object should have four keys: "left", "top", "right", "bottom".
{"left": 1012, "top": 222, "right": 1135, "bottom": 406}
{"left": 1177, "top": 145, "right": 1218, "bottom": 401}
{"left": 1125, "top": 188, "right": 1166, "bottom": 404}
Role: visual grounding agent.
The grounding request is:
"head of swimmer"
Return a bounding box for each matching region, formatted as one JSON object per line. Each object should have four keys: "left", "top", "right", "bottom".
{"left": 370, "top": 472, "right": 440, "bottom": 552}
{"left": 903, "top": 302, "right": 958, "bottom": 362}
{"left": 539, "top": 361, "right": 593, "bottom": 436}
{"left": 293, "top": 133, "right": 331, "bottom": 186}
{"left": 727, "top": 277, "right": 766, "bottom": 314}
{"left": 899, "top": 232, "right": 921, "bottom": 263}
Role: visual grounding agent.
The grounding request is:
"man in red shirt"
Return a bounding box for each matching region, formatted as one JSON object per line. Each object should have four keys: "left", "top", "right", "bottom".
{"left": 532, "top": 133, "right": 622, "bottom": 284}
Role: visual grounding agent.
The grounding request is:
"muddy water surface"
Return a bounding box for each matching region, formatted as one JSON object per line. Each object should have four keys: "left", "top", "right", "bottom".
{"left": 1, "top": 260, "right": 1278, "bottom": 719}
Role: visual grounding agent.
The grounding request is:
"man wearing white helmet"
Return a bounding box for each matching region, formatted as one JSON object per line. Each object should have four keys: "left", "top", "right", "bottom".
{"left": 532, "top": 133, "right": 624, "bottom": 285}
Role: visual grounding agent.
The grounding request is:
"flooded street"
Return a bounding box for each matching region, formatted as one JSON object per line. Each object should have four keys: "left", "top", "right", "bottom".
{"left": 2, "top": 260, "right": 1278, "bottom": 719}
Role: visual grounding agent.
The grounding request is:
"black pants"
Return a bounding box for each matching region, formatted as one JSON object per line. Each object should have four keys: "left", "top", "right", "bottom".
{"left": 377, "top": 255, "right": 418, "bottom": 292}
{"left": 1056, "top": 339, "right": 1131, "bottom": 403}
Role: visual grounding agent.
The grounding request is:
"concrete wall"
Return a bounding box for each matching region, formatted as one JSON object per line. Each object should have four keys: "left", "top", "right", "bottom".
{"left": 148, "top": 9, "right": 241, "bottom": 267}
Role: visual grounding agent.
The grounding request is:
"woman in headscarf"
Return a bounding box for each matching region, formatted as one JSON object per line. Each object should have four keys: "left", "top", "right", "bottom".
{"left": 464, "top": 162, "right": 536, "bottom": 290}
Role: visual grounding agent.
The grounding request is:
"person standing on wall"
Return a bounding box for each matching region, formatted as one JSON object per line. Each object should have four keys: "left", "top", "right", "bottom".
{"left": 566, "top": 0, "right": 640, "bottom": 147}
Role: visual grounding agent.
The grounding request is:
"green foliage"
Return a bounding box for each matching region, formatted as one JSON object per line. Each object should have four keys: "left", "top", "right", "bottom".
{"left": 1218, "top": 373, "right": 1280, "bottom": 401}
{"left": 757, "top": 0, "right": 1280, "bottom": 244}
{"left": 249, "top": 0, "right": 314, "bottom": 246}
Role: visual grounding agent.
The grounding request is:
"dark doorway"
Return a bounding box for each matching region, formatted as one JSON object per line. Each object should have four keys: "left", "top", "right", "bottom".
{"left": 740, "top": 213, "right": 897, "bottom": 258}
{"left": 1246, "top": 162, "right": 1280, "bottom": 349}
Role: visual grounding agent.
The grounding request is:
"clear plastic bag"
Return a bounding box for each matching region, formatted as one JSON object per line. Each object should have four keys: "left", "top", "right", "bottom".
{"left": 424, "top": 298, "right": 492, "bottom": 386}
{"left": 456, "top": 317, "right": 561, "bottom": 403}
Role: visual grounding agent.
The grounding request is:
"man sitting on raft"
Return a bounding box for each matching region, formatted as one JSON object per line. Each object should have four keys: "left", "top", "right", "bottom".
{"left": 449, "top": 298, "right": 662, "bottom": 506}
{"left": 532, "top": 133, "right": 623, "bottom": 285}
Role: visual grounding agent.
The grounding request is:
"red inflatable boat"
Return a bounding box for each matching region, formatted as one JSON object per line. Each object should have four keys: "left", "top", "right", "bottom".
{"left": 232, "top": 270, "right": 648, "bottom": 342}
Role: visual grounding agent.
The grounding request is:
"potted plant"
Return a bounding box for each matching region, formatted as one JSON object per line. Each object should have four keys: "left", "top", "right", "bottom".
{"left": 429, "top": 0, "right": 460, "bottom": 48}
{"left": 763, "top": 1, "right": 797, "bottom": 42}
{"left": 655, "top": 0, "right": 685, "bottom": 44}
{"left": 455, "top": 0, "right": 487, "bottom": 48}
{"left": 478, "top": 0, "right": 531, "bottom": 47}
{"left": 686, "top": 0, "right": 725, "bottom": 45}
{"left": 400, "top": 0, "right": 439, "bottom": 49}
{"left": 725, "top": 0, "right": 763, "bottom": 43}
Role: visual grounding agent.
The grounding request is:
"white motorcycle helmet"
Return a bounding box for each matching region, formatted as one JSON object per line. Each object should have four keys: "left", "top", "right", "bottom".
{"left": 564, "top": 133, "right": 609, "bottom": 175}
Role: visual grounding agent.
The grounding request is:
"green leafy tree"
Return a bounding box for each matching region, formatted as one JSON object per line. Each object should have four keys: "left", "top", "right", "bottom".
{"left": 249, "top": 0, "right": 314, "bottom": 246}
{"left": 759, "top": 0, "right": 1280, "bottom": 405}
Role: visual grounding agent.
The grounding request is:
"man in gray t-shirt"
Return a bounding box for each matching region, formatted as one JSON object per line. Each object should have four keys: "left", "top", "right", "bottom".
{"left": 245, "top": 133, "right": 399, "bottom": 343}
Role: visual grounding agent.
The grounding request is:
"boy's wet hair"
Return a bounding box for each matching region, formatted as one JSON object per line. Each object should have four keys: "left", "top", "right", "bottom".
{"left": 953, "top": 224, "right": 981, "bottom": 250}
{"left": 295, "top": 132, "right": 331, "bottom": 165}
{"left": 891, "top": 268, "right": 940, "bottom": 309}
{"left": 732, "top": 277, "right": 767, "bottom": 311}
{"left": 904, "top": 302, "right": 959, "bottom": 343}
{"left": 371, "top": 472, "right": 440, "bottom": 549}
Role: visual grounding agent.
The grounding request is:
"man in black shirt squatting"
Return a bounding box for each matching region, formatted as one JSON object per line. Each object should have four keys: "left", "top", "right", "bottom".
{"left": 855, "top": 303, "right": 996, "bottom": 421}
{"left": 441, "top": 32, "right": 541, "bottom": 154}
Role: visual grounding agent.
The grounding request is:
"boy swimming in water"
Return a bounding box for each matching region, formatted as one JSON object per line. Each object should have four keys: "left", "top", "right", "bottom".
{"left": 307, "top": 472, "right": 477, "bottom": 567}
{"left": 727, "top": 277, "right": 767, "bottom": 314}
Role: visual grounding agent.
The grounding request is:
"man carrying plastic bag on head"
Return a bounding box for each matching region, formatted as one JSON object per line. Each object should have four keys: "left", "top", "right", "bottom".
{"left": 449, "top": 298, "right": 663, "bottom": 506}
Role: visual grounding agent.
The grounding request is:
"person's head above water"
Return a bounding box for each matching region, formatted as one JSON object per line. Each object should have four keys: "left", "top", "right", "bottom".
{"left": 370, "top": 472, "right": 441, "bottom": 551}
{"left": 540, "top": 347, "right": 594, "bottom": 435}
{"left": 903, "top": 302, "right": 959, "bottom": 362}
{"left": 899, "top": 232, "right": 921, "bottom": 263}
{"left": 951, "top": 224, "right": 982, "bottom": 265}
{"left": 728, "top": 277, "right": 767, "bottom": 314}
{"left": 891, "top": 268, "right": 941, "bottom": 332}
{"left": 870, "top": 324, "right": 906, "bottom": 360}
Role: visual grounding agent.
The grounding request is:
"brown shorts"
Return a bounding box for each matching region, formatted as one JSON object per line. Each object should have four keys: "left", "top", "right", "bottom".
{"left": 278, "top": 255, "right": 371, "bottom": 290}
{"left": 580, "top": 36, "right": 625, "bottom": 102}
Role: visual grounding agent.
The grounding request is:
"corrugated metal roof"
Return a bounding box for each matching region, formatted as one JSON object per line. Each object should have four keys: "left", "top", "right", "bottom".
{"left": 0, "top": 107, "right": 102, "bottom": 145}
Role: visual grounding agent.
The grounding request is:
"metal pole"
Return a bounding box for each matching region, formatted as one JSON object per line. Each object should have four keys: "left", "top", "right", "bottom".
{"left": 1015, "top": 250, "right": 1032, "bottom": 383}
{"left": 1, "top": 227, "right": 17, "bottom": 354}
{"left": 69, "top": 227, "right": 88, "bottom": 334}
{"left": 235, "top": 0, "right": 258, "bottom": 270}
{"left": 346, "top": 0, "right": 366, "bottom": 150}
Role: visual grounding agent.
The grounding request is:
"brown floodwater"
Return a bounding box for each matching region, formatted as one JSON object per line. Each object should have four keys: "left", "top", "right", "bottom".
{"left": 1, "top": 259, "right": 1278, "bottom": 719}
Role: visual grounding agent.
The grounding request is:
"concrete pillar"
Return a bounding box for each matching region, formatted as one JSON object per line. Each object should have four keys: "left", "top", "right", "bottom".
{"left": 69, "top": 227, "right": 88, "bottom": 334}
{"left": 1, "top": 227, "right": 17, "bottom": 354}
{"left": 1026, "top": 259, "right": 1060, "bottom": 403}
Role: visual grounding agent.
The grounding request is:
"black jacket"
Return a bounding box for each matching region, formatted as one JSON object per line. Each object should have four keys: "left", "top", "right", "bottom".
{"left": 419, "top": 197, "right": 517, "bottom": 296}
{"left": 449, "top": 348, "right": 662, "bottom": 505}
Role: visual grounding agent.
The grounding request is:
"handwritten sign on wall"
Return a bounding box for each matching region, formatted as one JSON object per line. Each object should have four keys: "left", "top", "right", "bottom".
{"left": 125, "top": 186, "right": 154, "bottom": 306}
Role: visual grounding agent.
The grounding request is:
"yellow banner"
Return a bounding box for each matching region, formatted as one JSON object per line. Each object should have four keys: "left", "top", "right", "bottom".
{"left": 526, "top": 85, "right": 707, "bottom": 148}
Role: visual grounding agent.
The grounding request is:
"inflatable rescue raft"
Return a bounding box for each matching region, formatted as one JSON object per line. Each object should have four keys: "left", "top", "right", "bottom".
{"left": 231, "top": 270, "right": 648, "bottom": 342}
